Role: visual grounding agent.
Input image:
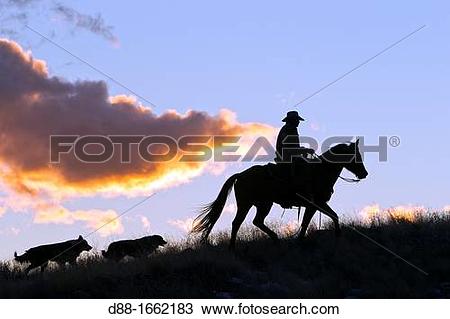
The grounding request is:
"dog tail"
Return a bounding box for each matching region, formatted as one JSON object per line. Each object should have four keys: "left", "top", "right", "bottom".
{"left": 14, "top": 251, "right": 25, "bottom": 262}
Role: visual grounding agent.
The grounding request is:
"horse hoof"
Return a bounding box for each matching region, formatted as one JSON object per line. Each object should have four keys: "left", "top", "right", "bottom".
{"left": 296, "top": 233, "right": 306, "bottom": 241}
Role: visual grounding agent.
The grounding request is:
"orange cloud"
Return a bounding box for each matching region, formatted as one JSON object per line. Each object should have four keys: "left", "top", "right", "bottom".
{"left": 0, "top": 38, "right": 275, "bottom": 232}
{"left": 33, "top": 202, "right": 123, "bottom": 237}
{"left": 0, "top": 189, "right": 123, "bottom": 236}
{"left": 0, "top": 38, "right": 274, "bottom": 200}
{"left": 70, "top": 209, "right": 124, "bottom": 237}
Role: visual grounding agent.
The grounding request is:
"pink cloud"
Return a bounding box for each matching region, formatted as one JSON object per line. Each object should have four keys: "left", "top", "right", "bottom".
{"left": 168, "top": 217, "right": 195, "bottom": 233}
{"left": 140, "top": 215, "right": 151, "bottom": 230}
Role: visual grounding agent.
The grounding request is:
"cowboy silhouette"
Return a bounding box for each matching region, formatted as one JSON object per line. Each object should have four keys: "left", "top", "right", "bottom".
{"left": 275, "top": 111, "right": 314, "bottom": 163}
{"left": 274, "top": 110, "right": 315, "bottom": 201}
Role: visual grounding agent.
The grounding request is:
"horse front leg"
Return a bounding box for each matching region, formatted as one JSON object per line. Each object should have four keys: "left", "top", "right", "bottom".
{"left": 297, "top": 206, "right": 316, "bottom": 239}
{"left": 318, "top": 202, "right": 341, "bottom": 237}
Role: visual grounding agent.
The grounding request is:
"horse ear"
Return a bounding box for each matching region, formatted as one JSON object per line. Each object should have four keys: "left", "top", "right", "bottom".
{"left": 78, "top": 235, "right": 83, "bottom": 240}
{"left": 355, "top": 139, "right": 360, "bottom": 147}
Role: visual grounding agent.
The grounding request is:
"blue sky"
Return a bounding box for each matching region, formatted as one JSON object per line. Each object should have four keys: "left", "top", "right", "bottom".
{"left": 0, "top": 0, "right": 449, "bottom": 259}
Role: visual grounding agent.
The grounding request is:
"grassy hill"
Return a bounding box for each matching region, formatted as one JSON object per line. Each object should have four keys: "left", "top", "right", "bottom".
{"left": 1, "top": 214, "right": 450, "bottom": 298}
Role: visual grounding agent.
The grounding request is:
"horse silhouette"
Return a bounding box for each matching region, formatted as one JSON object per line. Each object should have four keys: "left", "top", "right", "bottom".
{"left": 14, "top": 235, "right": 92, "bottom": 273}
{"left": 192, "top": 140, "right": 368, "bottom": 250}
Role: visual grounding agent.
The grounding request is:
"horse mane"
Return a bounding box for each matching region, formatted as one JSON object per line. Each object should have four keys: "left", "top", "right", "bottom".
{"left": 319, "top": 143, "right": 352, "bottom": 162}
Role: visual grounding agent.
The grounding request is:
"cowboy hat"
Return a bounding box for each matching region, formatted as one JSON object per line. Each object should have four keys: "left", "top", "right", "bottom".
{"left": 282, "top": 110, "right": 305, "bottom": 122}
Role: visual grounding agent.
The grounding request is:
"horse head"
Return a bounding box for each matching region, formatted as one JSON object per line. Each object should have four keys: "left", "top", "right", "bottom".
{"left": 321, "top": 139, "right": 368, "bottom": 180}
{"left": 346, "top": 139, "right": 368, "bottom": 179}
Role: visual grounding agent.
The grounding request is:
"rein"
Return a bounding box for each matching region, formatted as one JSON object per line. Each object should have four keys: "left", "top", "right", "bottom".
{"left": 339, "top": 176, "right": 361, "bottom": 183}
{"left": 311, "top": 152, "right": 361, "bottom": 183}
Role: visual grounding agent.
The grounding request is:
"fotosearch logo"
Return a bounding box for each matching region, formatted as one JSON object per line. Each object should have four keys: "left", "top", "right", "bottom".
{"left": 49, "top": 135, "right": 398, "bottom": 164}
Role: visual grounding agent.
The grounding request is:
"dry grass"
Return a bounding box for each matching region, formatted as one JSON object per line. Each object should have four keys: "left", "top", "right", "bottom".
{"left": 1, "top": 213, "right": 450, "bottom": 298}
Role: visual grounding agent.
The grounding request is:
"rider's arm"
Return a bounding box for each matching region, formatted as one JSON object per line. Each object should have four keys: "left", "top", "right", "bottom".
{"left": 284, "top": 127, "right": 313, "bottom": 156}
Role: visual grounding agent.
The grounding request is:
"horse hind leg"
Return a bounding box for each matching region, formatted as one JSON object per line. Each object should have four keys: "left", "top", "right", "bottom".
{"left": 253, "top": 202, "right": 278, "bottom": 243}
{"left": 229, "top": 201, "right": 252, "bottom": 251}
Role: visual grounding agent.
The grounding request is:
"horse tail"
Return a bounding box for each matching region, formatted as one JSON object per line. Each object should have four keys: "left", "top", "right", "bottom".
{"left": 192, "top": 173, "right": 240, "bottom": 242}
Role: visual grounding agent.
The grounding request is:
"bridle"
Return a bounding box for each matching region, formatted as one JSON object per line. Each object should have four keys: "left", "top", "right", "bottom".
{"left": 338, "top": 175, "right": 361, "bottom": 183}
{"left": 310, "top": 151, "right": 362, "bottom": 183}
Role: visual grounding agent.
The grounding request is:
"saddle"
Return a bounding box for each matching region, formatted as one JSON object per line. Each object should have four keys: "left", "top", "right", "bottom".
{"left": 266, "top": 160, "right": 336, "bottom": 209}
{"left": 266, "top": 162, "right": 291, "bottom": 182}
{"left": 265, "top": 161, "right": 313, "bottom": 209}
{"left": 266, "top": 160, "right": 310, "bottom": 183}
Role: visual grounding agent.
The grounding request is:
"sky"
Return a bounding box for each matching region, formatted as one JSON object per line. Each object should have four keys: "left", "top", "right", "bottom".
{"left": 0, "top": 0, "right": 449, "bottom": 259}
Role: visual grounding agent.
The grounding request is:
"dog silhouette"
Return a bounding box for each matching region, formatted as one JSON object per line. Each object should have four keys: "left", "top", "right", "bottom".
{"left": 14, "top": 235, "right": 92, "bottom": 273}
{"left": 102, "top": 235, "right": 167, "bottom": 261}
